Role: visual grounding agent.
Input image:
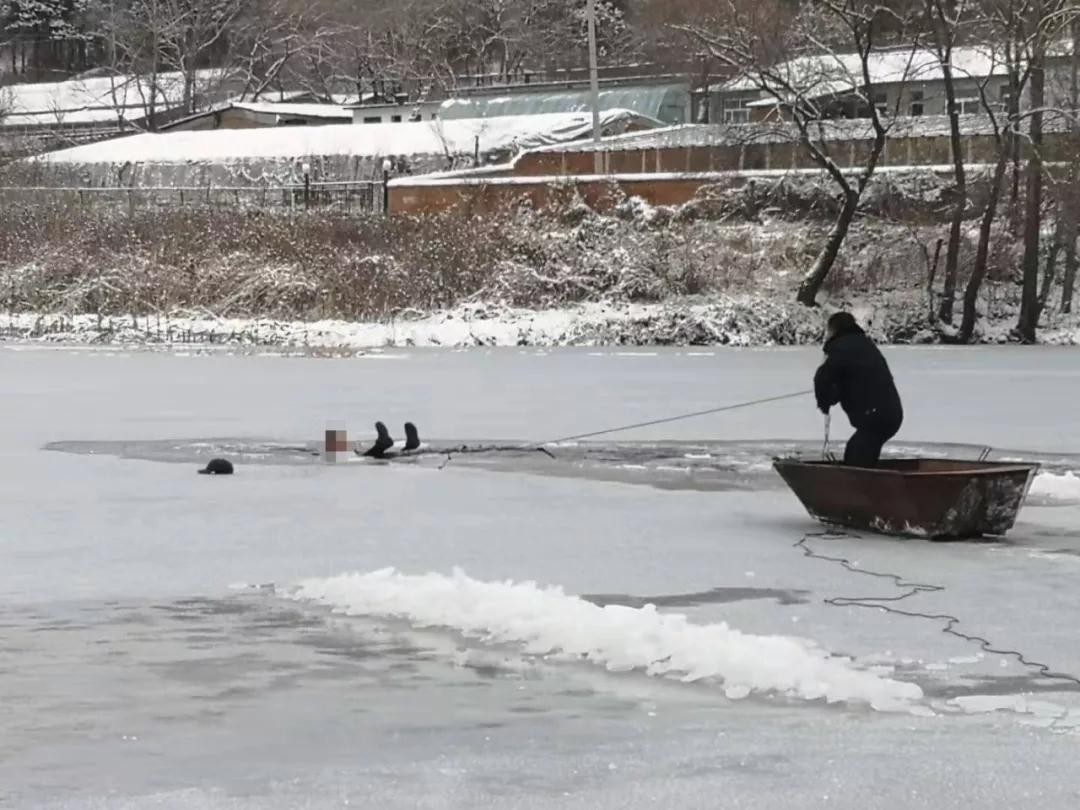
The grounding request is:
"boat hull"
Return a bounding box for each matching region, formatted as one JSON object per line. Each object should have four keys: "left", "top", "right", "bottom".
{"left": 773, "top": 458, "right": 1039, "bottom": 539}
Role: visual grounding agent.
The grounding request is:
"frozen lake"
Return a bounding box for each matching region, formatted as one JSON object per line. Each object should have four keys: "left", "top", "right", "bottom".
{"left": 3, "top": 344, "right": 1080, "bottom": 809}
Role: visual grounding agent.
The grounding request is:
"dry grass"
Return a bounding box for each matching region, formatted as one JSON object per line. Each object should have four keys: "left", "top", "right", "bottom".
{"left": 0, "top": 189, "right": 997, "bottom": 321}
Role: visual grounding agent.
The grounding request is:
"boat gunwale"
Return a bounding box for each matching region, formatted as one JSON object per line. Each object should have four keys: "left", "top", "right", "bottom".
{"left": 772, "top": 458, "right": 1039, "bottom": 479}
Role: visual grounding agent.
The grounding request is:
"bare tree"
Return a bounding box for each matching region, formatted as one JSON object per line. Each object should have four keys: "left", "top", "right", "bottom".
{"left": 1060, "top": 14, "right": 1079, "bottom": 313}
{"left": 155, "top": 0, "right": 244, "bottom": 113}
{"left": 1011, "top": 0, "right": 1079, "bottom": 341}
{"left": 923, "top": 0, "right": 971, "bottom": 325}
{"left": 1016, "top": 0, "right": 1046, "bottom": 342}
{"left": 89, "top": 0, "right": 184, "bottom": 128}
{"left": 958, "top": 45, "right": 1014, "bottom": 342}
{"left": 677, "top": 0, "right": 920, "bottom": 306}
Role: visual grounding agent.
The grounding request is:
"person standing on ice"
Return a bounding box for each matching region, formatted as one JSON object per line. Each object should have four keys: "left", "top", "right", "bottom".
{"left": 814, "top": 312, "right": 903, "bottom": 468}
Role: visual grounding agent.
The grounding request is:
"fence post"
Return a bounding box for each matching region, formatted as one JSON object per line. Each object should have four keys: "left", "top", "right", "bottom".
{"left": 381, "top": 159, "right": 392, "bottom": 215}
{"left": 302, "top": 162, "right": 311, "bottom": 210}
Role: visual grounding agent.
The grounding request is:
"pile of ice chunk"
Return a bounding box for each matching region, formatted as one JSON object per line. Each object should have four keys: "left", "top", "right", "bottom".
{"left": 288, "top": 567, "right": 924, "bottom": 712}
{"left": 1029, "top": 471, "right": 1080, "bottom": 503}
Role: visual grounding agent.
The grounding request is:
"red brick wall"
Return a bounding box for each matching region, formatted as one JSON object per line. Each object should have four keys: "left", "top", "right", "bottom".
{"left": 513, "top": 130, "right": 1080, "bottom": 177}
{"left": 389, "top": 177, "right": 712, "bottom": 216}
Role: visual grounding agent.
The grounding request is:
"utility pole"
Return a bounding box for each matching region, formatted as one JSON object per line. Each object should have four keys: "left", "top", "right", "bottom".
{"left": 586, "top": 0, "right": 603, "bottom": 174}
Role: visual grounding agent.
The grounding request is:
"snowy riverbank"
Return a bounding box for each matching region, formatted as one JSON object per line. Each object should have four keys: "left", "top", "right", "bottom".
{"left": 3, "top": 295, "right": 1080, "bottom": 350}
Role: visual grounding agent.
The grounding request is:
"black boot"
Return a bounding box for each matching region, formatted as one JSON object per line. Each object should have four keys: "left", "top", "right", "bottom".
{"left": 403, "top": 422, "right": 420, "bottom": 452}
{"left": 362, "top": 422, "right": 394, "bottom": 458}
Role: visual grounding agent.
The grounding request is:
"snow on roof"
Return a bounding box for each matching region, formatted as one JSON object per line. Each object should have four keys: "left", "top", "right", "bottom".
{"left": 36, "top": 109, "right": 659, "bottom": 166}
{"left": 525, "top": 114, "right": 1076, "bottom": 154}
{"left": 716, "top": 45, "right": 1011, "bottom": 100}
{"left": 230, "top": 101, "right": 350, "bottom": 119}
{"left": 0, "top": 69, "right": 231, "bottom": 128}
{"left": 277, "top": 91, "right": 358, "bottom": 105}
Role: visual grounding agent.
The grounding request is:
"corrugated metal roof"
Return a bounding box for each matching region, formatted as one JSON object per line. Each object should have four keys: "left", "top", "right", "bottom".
{"left": 527, "top": 114, "right": 1077, "bottom": 153}
{"left": 36, "top": 109, "right": 661, "bottom": 166}
{"left": 439, "top": 84, "right": 690, "bottom": 125}
{"left": 714, "top": 41, "right": 1075, "bottom": 99}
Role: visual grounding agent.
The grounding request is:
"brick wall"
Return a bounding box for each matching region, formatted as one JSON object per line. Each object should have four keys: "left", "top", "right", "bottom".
{"left": 391, "top": 176, "right": 742, "bottom": 216}
{"left": 512, "top": 130, "right": 1080, "bottom": 176}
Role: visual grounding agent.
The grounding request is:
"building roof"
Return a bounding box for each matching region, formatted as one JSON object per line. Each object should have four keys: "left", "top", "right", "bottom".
{"left": 525, "top": 114, "right": 1076, "bottom": 153}
{"left": 0, "top": 69, "right": 232, "bottom": 128}
{"left": 157, "top": 101, "right": 351, "bottom": 131}
{"left": 438, "top": 83, "right": 689, "bottom": 124}
{"left": 35, "top": 109, "right": 660, "bottom": 166}
{"left": 345, "top": 95, "right": 442, "bottom": 111}
{"left": 715, "top": 41, "right": 1076, "bottom": 102}
{"left": 230, "top": 101, "right": 350, "bottom": 119}
{"left": 716, "top": 46, "right": 1008, "bottom": 100}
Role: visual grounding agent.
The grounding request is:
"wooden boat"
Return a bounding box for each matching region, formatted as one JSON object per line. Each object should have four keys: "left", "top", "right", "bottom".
{"left": 773, "top": 458, "right": 1039, "bottom": 539}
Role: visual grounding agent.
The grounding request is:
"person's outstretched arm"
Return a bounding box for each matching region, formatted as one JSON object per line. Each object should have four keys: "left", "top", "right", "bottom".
{"left": 814, "top": 356, "right": 842, "bottom": 414}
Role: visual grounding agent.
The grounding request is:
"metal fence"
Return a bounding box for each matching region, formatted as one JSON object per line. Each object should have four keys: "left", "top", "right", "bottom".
{"left": 0, "top": 180, "right": 387, "bottom": 214}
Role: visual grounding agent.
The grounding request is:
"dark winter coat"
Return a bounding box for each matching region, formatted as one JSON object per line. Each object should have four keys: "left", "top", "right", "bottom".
{"left": 814, "top": 326, "right": 903, "bottom": 432}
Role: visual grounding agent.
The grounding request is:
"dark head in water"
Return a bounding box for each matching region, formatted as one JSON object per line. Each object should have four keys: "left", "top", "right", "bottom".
{"left": 825, "top": 311, "right": 863, "bottom": 342}
{"left": 198, "top": 458, "right": 234, "bottom": 475}
{"left": 362, "top": 421, "right": 395, "bottom": 458}
{"left": 403, "top": 422, "right": 420, "bottom": 452}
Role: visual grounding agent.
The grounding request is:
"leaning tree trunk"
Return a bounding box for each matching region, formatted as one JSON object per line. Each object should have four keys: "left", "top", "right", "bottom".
{"left": 937, "top": 52, "right": 967, "bottom": 325}
{"left": 1036, "top": 227, "right": 1064, "bottom": 322}
{"left": 1063, "top": 222, "right": 1078, "bottom": 313}
{"left": 797, "top": 189, "right": 860, "bottom": 306}
{"left": 1016, "top": 51, "right": 1045, "bottom": 344}
{"left": 959, "top": 155, "right": 1007, "bottom": 343}
{"left": 1063, "top": 20, "right": 1080, "bottom": 313}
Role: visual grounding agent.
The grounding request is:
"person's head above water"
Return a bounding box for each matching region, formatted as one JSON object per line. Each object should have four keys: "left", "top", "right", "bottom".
{"left": 826, "top": 311, "right": 863, "bottom": 341}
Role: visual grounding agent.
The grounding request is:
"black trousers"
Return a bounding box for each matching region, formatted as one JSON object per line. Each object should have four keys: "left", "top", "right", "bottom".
{"left": 844, "top": 415, "right": 901, "bottom": 468}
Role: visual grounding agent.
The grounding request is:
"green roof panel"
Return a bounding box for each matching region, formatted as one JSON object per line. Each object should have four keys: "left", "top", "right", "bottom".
{"left": 439, "top": 84, "right": 689, "bottom": 125}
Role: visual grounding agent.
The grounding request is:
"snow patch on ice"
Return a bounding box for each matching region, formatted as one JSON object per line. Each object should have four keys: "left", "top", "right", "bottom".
{"left": 1029, "top": 472, "right": 1080, "bottom": 503}
{"left": 286, "top": 567, "right": 925, "bottom": 712}
{"left": 949, "top": 694, "right": 1068, "bottom": 721}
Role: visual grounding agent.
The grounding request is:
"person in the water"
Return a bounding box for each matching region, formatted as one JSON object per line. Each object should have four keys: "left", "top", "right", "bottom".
{"left": 814, "top": 312, "right": 903, "bottom": 468}
{"left": 360, "top": 422, "right": 421, "bottom": 458}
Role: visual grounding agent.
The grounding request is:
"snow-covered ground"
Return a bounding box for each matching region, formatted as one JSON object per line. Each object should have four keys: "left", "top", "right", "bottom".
{"left": 4, "top": 300, "right": 1080, "bottom": 349}
{"left": 3, "top": 344, "right": 1080, "bottom": 808}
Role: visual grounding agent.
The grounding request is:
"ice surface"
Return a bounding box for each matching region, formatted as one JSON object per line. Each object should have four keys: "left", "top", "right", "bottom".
{"left": 4, "top": 345, "right": 1080, "bottom": 809}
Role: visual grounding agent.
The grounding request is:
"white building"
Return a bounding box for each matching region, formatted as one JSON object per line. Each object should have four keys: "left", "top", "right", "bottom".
{"left": 712, "top": 43, "right": 1077, "bottom": 123}
{"left": 347, "top": 99, "right": 442, "bottom": 124}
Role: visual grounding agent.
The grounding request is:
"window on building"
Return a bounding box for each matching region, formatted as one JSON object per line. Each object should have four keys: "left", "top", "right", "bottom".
{"left": 391, "top": 114, "right": 402, "bottom": 123}
{"left": 852, "top": 91, "right": 888, "bottom": 119}
{"left": 952, "top": 97, "right": 981, "bottom": 115}
{"left": 999, "top": 84, "right": 1014, "bottom": 111}
{"left": 909, "top": 90, "right": 924, "bottom": 117}
{"left": 721, "top": 96, "right": 752, "bottom": 124}
{"left": 362, "top": 116, "right": 381, "bottom": 124}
